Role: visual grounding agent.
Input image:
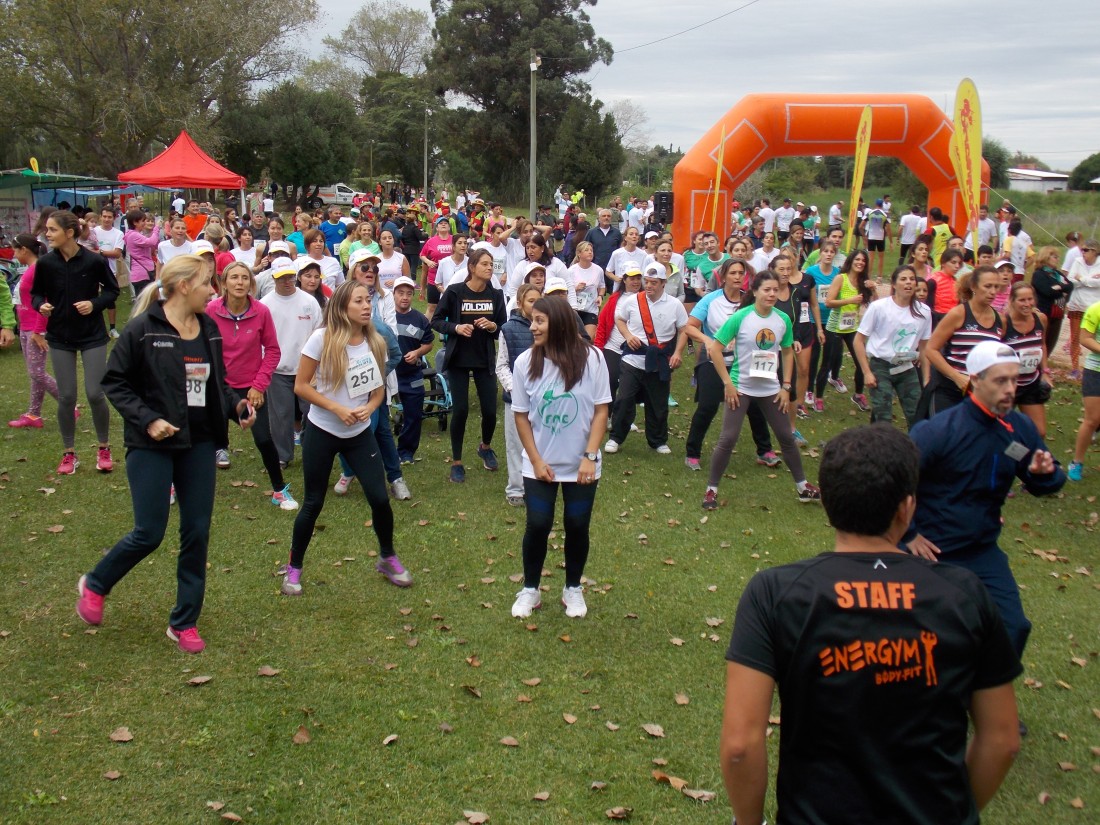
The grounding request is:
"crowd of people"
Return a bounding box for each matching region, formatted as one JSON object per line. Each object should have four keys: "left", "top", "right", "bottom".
{"left": 1, "top": 183, "right": 1096, "bottom": 821}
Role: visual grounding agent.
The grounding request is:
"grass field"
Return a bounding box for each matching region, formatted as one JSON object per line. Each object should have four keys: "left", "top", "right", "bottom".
{"left": 0, "top": 290, "right": 1097, "bottom": 824}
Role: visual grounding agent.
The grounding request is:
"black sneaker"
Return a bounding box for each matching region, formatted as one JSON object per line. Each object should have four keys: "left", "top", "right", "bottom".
{"left": 477, "top": 445, "right": 499, "bottom": 471}
{"left": 702, "top": 489, "right": 718, "bottom": 511}
{"left": 449, "top": 464, "right": 466, "bottom": 483}
{"left": 797, "top": 482, "right": 822, "bottom": 503}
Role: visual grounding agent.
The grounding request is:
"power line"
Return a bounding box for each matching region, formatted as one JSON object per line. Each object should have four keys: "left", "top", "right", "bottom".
{"left": 614, "top": 0, "right": 767, "bottom": 53}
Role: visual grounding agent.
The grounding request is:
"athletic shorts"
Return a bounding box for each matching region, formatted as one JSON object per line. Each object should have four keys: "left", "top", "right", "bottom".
{"left": 794, "top": 324, "right": 816, "bottom": 348}
{"left": 1015, "top": 378, "right": 1051, "bottom": 406}
{"left": 1083, "top": 368, "right": 1100, "bottom": 398}
{"left": 867, "top": 239, "right": 885, "bottom": 252}
{"left": 426, "top": 283, "right": 441, "bottom": 304}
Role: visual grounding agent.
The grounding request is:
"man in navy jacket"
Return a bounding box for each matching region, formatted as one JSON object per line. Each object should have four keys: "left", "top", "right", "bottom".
{"left": 906, "top": 341, "right": 1066, "bottom": 660}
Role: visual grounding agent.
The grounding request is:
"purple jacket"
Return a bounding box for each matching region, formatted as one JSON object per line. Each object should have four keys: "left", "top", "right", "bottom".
{"left": 206, "top": 295, "right": 281, "bottom": 394}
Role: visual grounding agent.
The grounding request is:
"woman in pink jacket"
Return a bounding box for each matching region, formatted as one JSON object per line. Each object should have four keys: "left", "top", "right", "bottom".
{"left": 122, "top": 209, "right": 162, "bottom": 295}
{"left": 9, "top": 234, "right": 60, "bottom": 428}
{"left": 206, "top": 261, "right": 295, "bottom": 510}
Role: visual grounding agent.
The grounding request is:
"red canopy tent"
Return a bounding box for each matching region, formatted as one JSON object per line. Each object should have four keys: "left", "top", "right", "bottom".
{"left": 118, "top": 130, "right": 246, "bottom": 190}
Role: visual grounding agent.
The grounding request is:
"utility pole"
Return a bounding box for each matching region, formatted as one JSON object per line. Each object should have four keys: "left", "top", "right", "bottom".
{"left": 423, "top": 109, "right": 429, "bottom": 201}
{"left": 529, "top": 49, "right": 540, "bottom": 219}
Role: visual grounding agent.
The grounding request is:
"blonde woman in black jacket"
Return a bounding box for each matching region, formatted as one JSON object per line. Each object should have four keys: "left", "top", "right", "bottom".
{"left": 75, "top": 254, "right": 255, "bottom": 654}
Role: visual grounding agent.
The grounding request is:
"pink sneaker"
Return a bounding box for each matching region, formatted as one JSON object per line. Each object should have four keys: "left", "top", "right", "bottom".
{"left": 8, "top": 413, "right": 44, "bottom": 428}
{"left": 96, "top": 447, "right": 114, "bottom": 473}
{"left": 813, "top": 398, "right": 825, "bottom": 413}
{"left": 76, "top": 575, "right": 104, "bottom": 625}
{"left": 57, "top": 452, "right": 79, "bottom": 475}
{"left": 167, "top": 626, "right": 206, "bottom": 653}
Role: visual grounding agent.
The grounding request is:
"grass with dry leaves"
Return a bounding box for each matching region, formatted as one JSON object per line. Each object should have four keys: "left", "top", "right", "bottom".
{"left": 0, "top": 296, "right": 1097, "bottom": 823}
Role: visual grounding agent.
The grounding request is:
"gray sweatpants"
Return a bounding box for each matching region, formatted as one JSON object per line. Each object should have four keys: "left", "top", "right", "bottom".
{"left": 51, "top": 345, "right": 111, "bottom": 449}
{"left": 707, "top": 393, "right": 806, "bottom": 488}
{"left": 266, "top": 372, "right": 298, "bottom": 465}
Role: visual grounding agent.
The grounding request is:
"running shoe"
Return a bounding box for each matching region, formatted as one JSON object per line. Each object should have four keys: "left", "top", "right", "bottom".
{"left": 1068, "top": 370, "right": 1082, "bottom": 381}
{"left": 281, "top": 565, "right": 303, "bottom": 596}
{"left": 511, "top": 587, "right": 542, "bottom": 618}
{"left": 449, "top": 464, "right": 466, "bottom": 483}
{"left": 390, "top": 478, "right": 412, "bottom": 500}
{"left": 798, "top": 482, "right": 822, "bottom": 503}
{"left": 793, "top": 430, "right": 809, "bottom": 447}
{"left": 96, "top": 447, "right": 113, "bottom": 473}
{"left": 293, "top": 430, "right": 301, "bottom": 447}
{"left": 272, "top": 484, "right": 299, "bottom": 511}
{"left": 684, "top": 457, "right": 701, "bottom": 471}
{"left": 668, "top": 395, "right": 678, "bottom": 408}
{"left": 755, "top": 451, "right": 781, "bottom": 468}
{"left": 333, "top": 473, "right": 354, "bottom": 495}
{"left": 828, "top": 377, "right": 848, "bottom": 394}
{"left": 76, "top": 575, "right": 104, "bottom": 625}
{"left": 399, "top": 454, "right": 414, "bottom": 465}
{"left": 57, "top": 452, "right": 79, "bottom": 475}
{"left": 477, "top": 445, "right": 498, "bottom": 471}
{"left": 702, "top": 489, "right": 718, "bottom": 511}
{"left": 215, "top": 449, "right": 231, "bottom": 469}
{"left": 8, "top": 413, "right": 43, "bottom": 428}
{"left": 813, "top": 398, "right": 825, "bottom": 413}
{"left": 167, "top": 626, "right": 205, "bottom": 653}
{"left": 169, "top": 484, "right": 176, "bottom": 505}
{"left": 1068, "top": 462, "right": 1083, "bottom": 482}
{"left": 562, "top": 586, "right": 588, "bottom": 618}
{"left": 796, "top": 405, "right": 810, "bottom": 419}
{"left": 108, "top": 328, "right": 120, "bottom": 340}
{"left": 506, "top": 496, "right": 525, "bottom": 507}
{"left": 655, "top": 444, "right": 672, "bottom": 455}
{"left": 852, "top": 394, "right": 870, "bottom": 412}
{"left": 604, "top": 440, "right": 620, "bottom": 454}
{"left": 804, "top": 391, "right": 815, "bottom": 407}
{"left": 376, "top": 554, "right": 413, "bottom": 587}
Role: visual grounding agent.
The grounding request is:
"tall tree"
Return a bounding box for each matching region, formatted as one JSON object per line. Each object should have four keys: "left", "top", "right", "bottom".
{"left": 1069, "top": 152, "right": 1100, "bottom": 190}
{"left": 604, "top": 99, "right": 651, "bottom": 153}
{"left": 0, "top": 0, "right": 314, "bottom": 177}
{"left": 982, "top": 137, "right": 1011, "bottom": 189}
{"left": 545, "top": 99, "right": 624, "bottom": 201}
{"left": 360, "top": 73, "right": 441, "bottom": 188}
{"left": 323, "top": 1, "right": 432, "bottom": 77}
{"left": 427, "top": 0, "right": 612, "bottom": 198}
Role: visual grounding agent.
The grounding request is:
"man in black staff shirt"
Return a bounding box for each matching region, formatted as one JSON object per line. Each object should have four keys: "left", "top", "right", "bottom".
{"left": 721, "top": 424, "right": 1021, "bottom": 825}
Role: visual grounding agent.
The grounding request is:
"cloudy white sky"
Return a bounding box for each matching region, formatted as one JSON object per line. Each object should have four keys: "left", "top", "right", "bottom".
{"left": 311, "top": 0, "right": 1099, "bottom": 172}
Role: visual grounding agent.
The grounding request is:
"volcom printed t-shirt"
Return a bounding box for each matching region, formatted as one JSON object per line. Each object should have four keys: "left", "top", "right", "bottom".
{"left": 510, "top": 347, "right": 611, "bottom": 482}
{"left": 713, "top": 305, "right": 793, "bottom": 397}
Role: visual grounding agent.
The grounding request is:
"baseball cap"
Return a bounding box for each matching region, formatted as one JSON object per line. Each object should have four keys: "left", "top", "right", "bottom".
{"left": 621, "top": 260, "right": 643, "bottom": 277}
{"left": 995, "top": 259, "right": 1014, "bottom": 269}
{"left": 296, "top": 259, "right": 321, "bottom": 275}
{"left": 644, "top": 230, "right": 660, "bottom": 240}
{"left": 350, "top": 208, "right": 361, "bottom": 217}
{"left": 523, "top": 261, "right": 547, "bottom": 279}
{"left": 348, "top": 248, "right": 381, "bottom": 269}
{"left": 731, "top": 200, "right": 740, "bottom": 208}
{"left": 783, "top": 198, "right": 791, "bottom": 203}
{"left": 271, "top": 257, "right": 297, "bottom": 279}
{"left": 795, "top": 201, "right": 805, "bottom": 208}
{"left": 810, "top": 205, "right": 819, "bottom": 212}
{"left": 191, "top": 240, "right": 215, "bottom": 256}
{"left": 392, "top": 276, "right": 417, "bottom": 290}
{"left": 268, "top": 240, "right": 291, "bottom": 255}
{"left": 435, "top": 216, "right": 450, "bottom": 225}
{"left": 544, "top": 276, "right": 568, "bottom": 294}
{"left": 965, "top": 341, "right": 1019, "bottom": 376}
{"left": 875, "top": 198, "right": 884, "bottom": 207}
{"left": 643, "top": 263, "right": 667, "bottom": 280}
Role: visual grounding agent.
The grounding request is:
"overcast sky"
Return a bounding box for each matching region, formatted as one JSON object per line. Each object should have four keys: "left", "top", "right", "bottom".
{"left": 311, "top": 0, "right": 1099, "bottom": 172}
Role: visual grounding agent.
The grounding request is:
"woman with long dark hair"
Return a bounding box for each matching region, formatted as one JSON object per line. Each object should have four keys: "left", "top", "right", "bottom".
{"left": 1004, "top": 282, "right": 1051, "bottom": 437}
{"left": 1030, "top": 245, "right": 1072, "bottom": 359}
{"left": 510, "top": 296, "right": 610, "bottom": 619}
{"left": 815, "top": 249, "right": 875, "bottom": 411}
{"left": 8, "top": 234, "right": 59, "bottom": 428}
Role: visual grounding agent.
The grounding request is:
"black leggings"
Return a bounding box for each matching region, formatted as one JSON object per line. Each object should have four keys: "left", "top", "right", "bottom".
{"left": 231, "top": 386, "right": 284, "bottom": 490}
{"left": 290, "top": 420, "right": 394, "bottom": 569}
{"left": 447, "top": 366, "right": 497, "bottom": 462}
{"left": 815, "top": 331, "right": 864, "bottom": 396}
{"left": 522, "top": 477, "right": 598, "bottom": 588}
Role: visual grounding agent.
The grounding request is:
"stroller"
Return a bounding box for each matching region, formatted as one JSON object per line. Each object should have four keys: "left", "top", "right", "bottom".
{"left": 389, "top": 354, "right": 453, "bottom": 434}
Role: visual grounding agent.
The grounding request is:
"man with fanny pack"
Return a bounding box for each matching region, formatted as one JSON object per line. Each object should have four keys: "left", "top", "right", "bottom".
{"left": 605, "top": 263, "right": 688, "bottom": 455}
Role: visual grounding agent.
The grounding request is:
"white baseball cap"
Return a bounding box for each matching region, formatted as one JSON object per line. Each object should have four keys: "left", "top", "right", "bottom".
{"left": 348, "top": 248, "right": 381, "bottom": 269}
{"left": 621, "top": 260, "right": 643, "bottom": 277}
{"left": 191, "top": 240, "right": 215, "bottom": 256}
{"left": 643, "top": 263, "right": 667, "bottom": 280}
{"left": 271, "top": 257, "right": 297, "bottom": 279}
{"left": 965, "top": 341, "right": 1020, "bottom": 376}
{"left": 523, "top": 261, "right": 547, "bottom": 279}
{"left": 544, "top": 276, "right": 568, "bottom": 294}
{"left": 392, "top": 276, "right": 417, "bottom": 290}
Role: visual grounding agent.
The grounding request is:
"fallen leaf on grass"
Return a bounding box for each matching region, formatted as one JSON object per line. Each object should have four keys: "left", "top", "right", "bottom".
{"left": 508, "top": 574, "right": 523, "bottom": 583}
{"left": 499, "top": 736, "right": 519, "bottom": 747}
{"left": 605, "top": 806, "right": 632, "bottom": 819}
{"left": 1038, "top": 791, "right": 1052, "bottom": 805}
{"left": 516, "top": 694, "right": 531, "bottom": 703}
{"left": 559, "top": 634, "right": 571, "bottom": 643}
{"left": 670, "top": 638, "right": 684, "bottom": 647}
{"left": 417, "top": 519, "right": 430, "bottom": 527}
{"left": 591, "top": 781, "right": 607, "bottom": 790}
{"left": 652, "top": 770, "right": 688, "bottom": 791}
{"left": 682, "top": 788, "right": 717, "bottom": 802}
{"left": 38, "top": 487, "right": 56, "bottom": 495}
{"left": 705, "top": 617, "right": 724, "bottom": 627}
{"left": 207, "top": 801, "right": 225, "bottom": 811}
{"left": 466, "top": 655, "right": 481, "bottom": 668}
{"left": 563, "top": 713, "right": 577, "bottom": 725}
{"left": 109, "top": 726, "right": 133, "bottom": 743}
{"left": 525, "top": 623, "right": 538, "bottom": 632}
{"left": 674, "top": 693, "right": 689, "bottom": 706}
{"left": 102, "top": 770, "right": 121, "bottom": 780}
{"left": 257, "top": 666, "right": 280, "bottom": 677}
{"left": 398, "top": 607, "right": 412, "bottom": 616}
{"left": 1071, "top": 656, "right": 1087, "bottom": 668}
{"left": 652, "top": 757, "right": 668, "bottom": 766}
{"left": 1058, "top": 761, "right": 1077, "bottom": 772}
{"left": 522, "top": 678, "right": 541, "bottom": 686}
{"left": 463, "top": 685, "right": 482, "bottom": 699}
{"left": 1055, "top": 680, "right": 1072, "bottom": 690}
{"left": 480, "top": 577, "right": 495, "bottom": 584}
{"left": 292, "top": 725, "right": 311, "bottom": 745}
{"left": 642, "top": 723, "right": 665, "bottom": 738}
{"left": 383, "top": 663, "right": 398, "bottom": 671}
{"left": 187, "top": 675, "right": 213, "bottom": 686}
{"left": 46, "top": 525, "right": 64, "bottom": 534}
{"left": 439, "top": 722, "right": 454, "bottom": 734}
{"left": 382, "top": 734, "right": 398, "bottom": 746}
{"left": 1070, "top": 797, "right": 1084, "bottom": 809}
{"left": 221, "top": 814, "right": 243, "bottom": 823}
{"left": 605, "top": 721, "right": 620, "bottom": 731}
{"left": 532, "top": 791, "right": 550, "bottom": 801}
{"left": 463, "top": 812, "right": 489, "bottom": 824}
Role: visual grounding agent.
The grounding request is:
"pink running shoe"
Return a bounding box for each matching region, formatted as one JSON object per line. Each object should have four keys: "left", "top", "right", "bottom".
{"left": 167, "top": 626, "right": 206, "bottom": 653}
{"left": 76, "top": 575, "right": 104, "bottom": 625}
{"left": 8, "top": 413, "right": 44, "bottom": 428}
{"left": 813, "top": 398, "right": 825, "bottom": 413}
{"left": 57, "top": 452, "right": 79, "bottom": 475}
{"left": 96, "top": 447, "right": 114, "bottom": 473}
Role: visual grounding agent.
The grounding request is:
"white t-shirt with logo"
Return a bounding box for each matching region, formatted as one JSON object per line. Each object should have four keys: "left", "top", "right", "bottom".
{"left": 93, "top": 226, "right": 125, "bottom": 273}
{"left": 864, "top": 208, "right": 889, "bottom": 241}
{"left": 614, "top": 292, "right": 688, "bottom": 370}
{"left": 713, "top": 305, "right": 793, "bottom": 397}
{"left": 568, "top": 262, "right": 604, "bottom": 314}
{"left": 261, "top": 288, "right": 323, "bottom": 374}
{"left": 510, "top": 346, "right": 611, "bottom": 482}
{"left": 775, "top": 206, "right": 796, "bottom": 233}
{"left": 471, "top": 240, "right": 509, "bottom": 284}
{"left": 301, "top": 329, "right": 378, "bottom": 437}
{"left": 856, "top": 297, "right": 932, "bottom": 364}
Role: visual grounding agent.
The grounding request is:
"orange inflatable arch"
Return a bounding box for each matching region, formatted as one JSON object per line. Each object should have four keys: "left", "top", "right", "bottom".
{"left": 671, "top": 93, "right": 990, "bottom": 246}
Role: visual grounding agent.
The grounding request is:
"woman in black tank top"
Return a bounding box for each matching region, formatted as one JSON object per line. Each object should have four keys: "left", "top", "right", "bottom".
{"left": 1004, "top": 282, "right": 1051, "bottom": 436}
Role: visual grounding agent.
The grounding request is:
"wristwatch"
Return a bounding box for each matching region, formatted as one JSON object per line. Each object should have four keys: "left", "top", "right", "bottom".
{"left": 781, "top": 383, "right": 792, "bottom": 390}
{"left": 583, "top": 451, "right": 598, "bottom": 461}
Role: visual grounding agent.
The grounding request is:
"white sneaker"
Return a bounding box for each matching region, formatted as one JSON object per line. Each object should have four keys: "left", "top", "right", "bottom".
{"left": 215, "top": 448, "right": 231, "bottom": 469}
{"left": 562, "top": 586, "right": 587, "bottom": 618}
{"left": 333, "top": 474, "right": 353, "bottom": 495}
{"left": 604, "top": 440, "right": 620, "bottom": 454}
{"left": 655, "top": 444, "right": 672, "bottom": 455}
{"left": 390, "top": 478, "right": 411, "bottom": 500}
{"left": 511, "top": 587, "right": 542, "bottom": 618}
{"left": 629, "top": 423, "right": 639, "bottom": 432}
{"left": 108, "top": 328, "right": 120, "bottom": 340}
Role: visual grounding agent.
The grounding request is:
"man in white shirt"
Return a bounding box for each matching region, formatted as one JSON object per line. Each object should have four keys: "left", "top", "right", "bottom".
{"left": 171, "top": 194, "right": 185, "bottom": 214}
{"left": 605, "top": 263, "right": 688, "bottom": 455}
{"left": 828, "top": 200, "right": 843, "bottom": 231}
{"left": 93, "top": 205, "right": 126, "bottom": 337}
{"left": 627, "top": 199, "right": 647, "bottom": 235}
{"left": 964, "top": 204, "right": 999, "bottom": 253}
{"left": 860, "top": 199, "right": 891, "bottom": 279}
{"left": 898, "top": 206, "right": 923, "bottom": 264}
{"left": 758, "top": 199, "right": 776, "bottom": 234}
{"left": 774, "top": 198, "right": 797, "bottom": 242}
{"left": 261, "top": 259, "right": 322, "bottom": 466}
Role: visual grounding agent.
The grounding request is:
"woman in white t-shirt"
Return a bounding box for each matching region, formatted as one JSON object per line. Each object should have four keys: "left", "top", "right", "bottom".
{"left": 436, "top": 234, "right": 469, "bottom": 292}
{"left": 749, "top": 231, "right": 779, "bottom": 274}
{"left": 509, "top": 295, "right": 611, "bottom": 620}
{"left": 605, "top": 227, "right": 647, "bottom": 291}
{"left": 568, "top": 240, "right": 604, "bottom": 336}
{"left": 853, "top": 265, "right": 932, "bottom": 429}
{"left": 282, "top": 280, "right": 411, "bottom": 596}
{"left": 156, "top": 218, "right": 193, "bottom": 277}
{"left": 376, "top": 227, "right": 410, "bottom": 291}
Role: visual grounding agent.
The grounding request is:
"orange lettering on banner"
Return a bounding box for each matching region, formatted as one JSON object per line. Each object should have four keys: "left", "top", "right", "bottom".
{"left": 834, "top": 581, "right": 916, "bottom": 610}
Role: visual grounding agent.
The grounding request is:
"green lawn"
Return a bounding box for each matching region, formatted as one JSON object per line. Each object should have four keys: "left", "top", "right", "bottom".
{"left": 0, "top": 293, "right": 1097, "bottom": 823}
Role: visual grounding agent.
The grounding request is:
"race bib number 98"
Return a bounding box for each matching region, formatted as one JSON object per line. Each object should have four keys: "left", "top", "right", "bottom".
{"left": 346, "top": 352, "right": 383, "bottom": 399}
{"left": 185, "top": 363, "right": 210, "bottom": 407}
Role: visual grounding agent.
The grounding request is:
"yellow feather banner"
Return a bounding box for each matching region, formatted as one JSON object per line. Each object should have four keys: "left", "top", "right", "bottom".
{"left": 845, "top": 106, "right": 872, "bottom": 254}
{"left": 951, "top": 79, "right": 983, "bottom": 254}
{"left": 29, "top": 157, "right": 39, "bottom": 174}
